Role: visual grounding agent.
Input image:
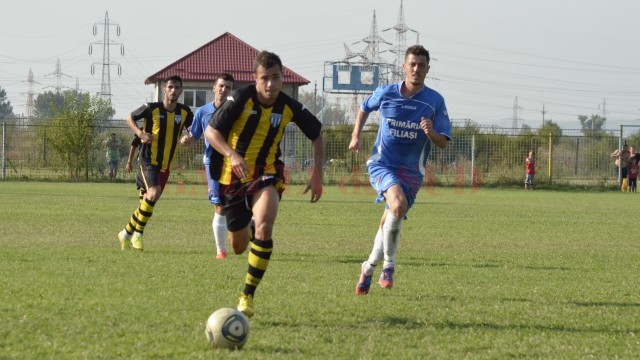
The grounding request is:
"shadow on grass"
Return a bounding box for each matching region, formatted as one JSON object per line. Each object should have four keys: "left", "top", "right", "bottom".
{"left": 522, "top": 265, "right": 572, "bottom": 271}
{"left": 571, "top": 301, "right": 640, "bottom": 308}
{"left": 435, "top": 321, "right": 640, "bottom": 334}
{"left": 377, "top": 316, "right": 426, "bottom": 329}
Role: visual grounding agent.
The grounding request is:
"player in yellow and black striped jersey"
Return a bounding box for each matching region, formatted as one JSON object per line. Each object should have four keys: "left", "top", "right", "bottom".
{"left": 132, "top": 101, "right": 193, "bottom": 173}
{"left": 208, "top": 84, "right": 321, "bottom": 189}
{"left": 117, "top": 75, "right": 194, "bottom": 251}
{"left": 205, "top": 51, "right": 324, "bottom": 318}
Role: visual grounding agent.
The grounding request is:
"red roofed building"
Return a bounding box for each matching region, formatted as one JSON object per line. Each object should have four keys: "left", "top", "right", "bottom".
{"left": 144, "top": 32, "right": 309, "bottom": 110}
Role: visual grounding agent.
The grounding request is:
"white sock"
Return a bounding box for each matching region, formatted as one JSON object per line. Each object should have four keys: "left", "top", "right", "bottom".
{"left": 382, "top": 213, "right": 402, "bottom": 268}
{"left": 212, "top": 213, "right": 227, "bottom": 253}
{"left": 365, "top": 228, "right": 384, "bottom": 275}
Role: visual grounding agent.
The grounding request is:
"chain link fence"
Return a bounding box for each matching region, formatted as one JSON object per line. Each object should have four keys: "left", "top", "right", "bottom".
{"left": 1, "top": 117, "right": 623, "bottom": 188}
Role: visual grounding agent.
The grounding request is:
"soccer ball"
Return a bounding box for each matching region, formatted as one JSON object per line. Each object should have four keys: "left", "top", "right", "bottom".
{"left": 205, "top": 307, "right": 250, "bottom": 349}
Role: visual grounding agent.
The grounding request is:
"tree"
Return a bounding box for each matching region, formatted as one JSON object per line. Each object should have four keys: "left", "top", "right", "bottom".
{"left": 519, "top": 124, "right": 533, "bottom": 135}
{"left": 46, "top": 91, "right": 114, "bottom": 180}
{"left": 36, "top": 89, "right": 114, "bottom": 122}
{"left": 0, "top": 86, "right": 14, "bottom": 121}
{"left": 578, "top": 114, "right": 606, "bottom": 136}
{"left": 34, "top": 91, "right": 66, "bottom": 119}
{"left": 538, "top": 119, "right": 562, "bottom": 145}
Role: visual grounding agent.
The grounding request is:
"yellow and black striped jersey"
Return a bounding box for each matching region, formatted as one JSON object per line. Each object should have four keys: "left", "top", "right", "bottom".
{"left": 209, "top": 85, "right": 322, "bottom": 185}
{"left": 130, "top": 102, "right": 194, "bottom": 172}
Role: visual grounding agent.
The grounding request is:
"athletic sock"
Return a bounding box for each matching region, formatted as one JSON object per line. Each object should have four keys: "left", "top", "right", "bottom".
{"left": 212, "top": 213, "right": 227, "bottom": 253}
{"left": 242, "top": 238, "right": 273, "bottom": 296}
{"left": 382, "top": 213, "right": 402, "bottom": 268}
{"left": 365, "top": 228, "right": 384, "bottom": 275}
{"left": 126, "top": 198, "right": 155, "bottom": 234}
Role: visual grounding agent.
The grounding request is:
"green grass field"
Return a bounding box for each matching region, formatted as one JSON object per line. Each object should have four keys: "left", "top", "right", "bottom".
{"left": 1, "top": 182, "right": 639, "bottom": 359}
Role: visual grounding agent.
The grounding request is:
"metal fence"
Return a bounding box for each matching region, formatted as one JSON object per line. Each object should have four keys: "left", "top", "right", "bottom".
{"left": 1, "top": 118, "right": 623, "bottom": 188}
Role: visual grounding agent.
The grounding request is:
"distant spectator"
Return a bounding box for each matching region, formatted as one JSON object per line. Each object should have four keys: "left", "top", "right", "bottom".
{"left": 525, "top": 151, "right": 535, "bottom": 190}
{"left": 630, "top": 145, "right": 640, "bottom": 165}
{"left": 627, "top": 157, "right": 638, "bottom": 193}
{"left": 105, "top": 133, "right": 121, "bottom": 181}
{"left": 611, "top": 144, "right": 630, "bottom": 184}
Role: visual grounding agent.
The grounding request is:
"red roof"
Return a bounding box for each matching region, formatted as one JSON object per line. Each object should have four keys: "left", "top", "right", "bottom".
{"left": 144, "top": 32, "right": 309, "bottom": 85}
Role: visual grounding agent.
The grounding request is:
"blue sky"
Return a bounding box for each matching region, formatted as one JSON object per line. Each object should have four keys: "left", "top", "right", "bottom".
{"left": 2, "top": 0, "right": 639, "bottom": 130}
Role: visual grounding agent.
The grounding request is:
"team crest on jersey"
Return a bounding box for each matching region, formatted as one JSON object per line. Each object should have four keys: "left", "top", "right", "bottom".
{"left": 270, "top": 113, "right": 282, "bottom": 128}
{"left": 174, "top": 115, "right": 182, "bottom": 124}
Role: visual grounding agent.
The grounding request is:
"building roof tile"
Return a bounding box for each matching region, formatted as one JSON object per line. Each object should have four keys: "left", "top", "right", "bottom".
{"left": 144, "top": 32, "right": 309, "bottom": 85}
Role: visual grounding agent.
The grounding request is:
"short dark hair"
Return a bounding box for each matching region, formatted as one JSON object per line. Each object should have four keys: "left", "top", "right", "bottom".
{"left": 217, "top": 72, "right": 235, "bottom": 83}
{"left": 164, "top": 75, "right": 183, "bottom": 85}
{"left": 405, "top": 45, "right": 430, "bottom": 63}
{"left": 254, "top": 51, "right": 282, "bottom": 72}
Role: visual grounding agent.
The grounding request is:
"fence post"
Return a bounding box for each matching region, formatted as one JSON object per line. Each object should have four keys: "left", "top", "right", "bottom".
{"left": 2, "top": 122, "right": 5, "bottom": 180}
{"left": 471, "top": 134, "right": 475, "bottom": 186}
{"left": 574, "top": 137, "right": 579, "bottom": 175}
{"left": 618, "top": 125, "right": 623, "bottom": 185}
{"left": 548, "top": 131, "right": 553, "bottom": 184}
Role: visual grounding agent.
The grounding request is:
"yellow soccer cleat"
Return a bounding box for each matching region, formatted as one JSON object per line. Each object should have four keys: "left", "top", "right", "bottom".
{"left": 131, "top": 232, "right": 144, "bottom": 251}
{"left": 237, "top": 293, "right": 254, "bottom": 318}
{"left": 118, "top": 230, "right": 131, "bottom": 251}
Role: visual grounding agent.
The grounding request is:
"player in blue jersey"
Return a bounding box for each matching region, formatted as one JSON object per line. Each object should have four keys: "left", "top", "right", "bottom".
{"left": 181, "top": 73, "right": 235, "bottom": 259}
{"left": 349, "top": 45, "right": 452, "bottom": 295}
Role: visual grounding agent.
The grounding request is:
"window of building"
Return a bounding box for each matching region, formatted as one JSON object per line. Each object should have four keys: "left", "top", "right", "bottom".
{"left": 183, "top": 90, "right": 208, "bottom": 108}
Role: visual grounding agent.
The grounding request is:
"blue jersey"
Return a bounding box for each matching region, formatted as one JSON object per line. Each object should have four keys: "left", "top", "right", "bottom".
{"left": 362, "top": 83, "right": 451, "bottom": 184}
{"left": 189, "top": 102, "right": 221, "bottom": 164}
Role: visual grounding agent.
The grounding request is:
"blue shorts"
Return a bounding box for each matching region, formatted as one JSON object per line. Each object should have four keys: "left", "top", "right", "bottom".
{"left": 367, "top": 162, "right": 419, "bottom": 210}
{"left": 204, "top": 160, "right": 222, "bottom": 205}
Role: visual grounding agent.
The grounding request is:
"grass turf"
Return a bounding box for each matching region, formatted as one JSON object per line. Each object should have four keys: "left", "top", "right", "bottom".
{"left": 1, "top": 182, "right": 638, "bottom": 359}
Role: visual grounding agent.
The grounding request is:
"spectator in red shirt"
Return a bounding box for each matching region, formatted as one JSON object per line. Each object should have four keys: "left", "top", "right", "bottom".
{"left": 525, "top": 151, "right": 535, "bottom": 190}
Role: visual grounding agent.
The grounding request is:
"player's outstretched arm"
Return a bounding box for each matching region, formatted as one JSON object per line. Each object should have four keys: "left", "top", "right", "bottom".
{"left": 303, "top": 133, "right": 324, "bottom": 203}
{"left": 349, "top": 109, "right": 369, "bottom": 153}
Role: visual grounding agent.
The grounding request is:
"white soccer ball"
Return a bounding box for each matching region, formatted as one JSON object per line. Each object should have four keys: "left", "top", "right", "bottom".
{"left": 205, "top": 307, "right": 250, "bottom": 350}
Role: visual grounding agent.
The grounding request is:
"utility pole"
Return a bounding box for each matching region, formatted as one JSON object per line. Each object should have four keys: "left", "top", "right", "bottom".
{"left": 602, "top": 98, "right": 606, "bottom": 130}
{"left": 22, "top": 68, "right": 39, "bottom": 118}
{"left": 382, "top": 0, "right": 419, "bottom": 83}
{"left": 44, "top": 59, "right": 72, "bottom": 94}
{"left": 313, "top": 81, "right": 317, "bottom": 115}
{"left": 595, "top": 98, "right": 606, "bottom": 131}
{"left": 89, "top": 11, "right": 123, "bottom": 104}
{"left": 541, "top": 104, "right": 547, "bottom": 128}
{"left": 512, "top": 96, "right": 522, "bottom": 134}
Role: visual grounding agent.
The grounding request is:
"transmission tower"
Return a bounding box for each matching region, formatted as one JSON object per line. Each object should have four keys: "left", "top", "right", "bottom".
{"left": 383, "top": 0, "right": 420, "bottom": 83}
{"left": 90, "top": 11, "right": 123, "bottom": 103}
{"left": 342, "top": 43, "right": 365, "bottom": 63}
{"left": 355, "top": 10, "right": 392, "bottom": 64}
{"left": 44, "top": 58, "right": 72, "bottom": 93}
{"left": 23, "top": 68, "right": 39, "bottom": 118}
{"left": 512, "top": 96, "right": 522, "bottom": 134}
